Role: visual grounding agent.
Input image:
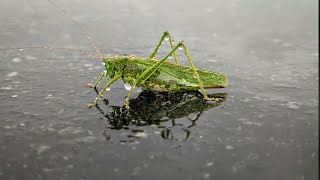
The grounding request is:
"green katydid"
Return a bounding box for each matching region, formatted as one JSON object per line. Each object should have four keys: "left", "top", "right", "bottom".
{"left": 87, "top": 30, "right": 228, "bottom": 109}
{"left": 6, "top": 0, "right": 228, "bottom": 109}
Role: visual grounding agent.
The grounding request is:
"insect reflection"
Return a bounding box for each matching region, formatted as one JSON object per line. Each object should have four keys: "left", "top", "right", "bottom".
{"left": 94, "top": 90, "right": 227, "bottom": 141}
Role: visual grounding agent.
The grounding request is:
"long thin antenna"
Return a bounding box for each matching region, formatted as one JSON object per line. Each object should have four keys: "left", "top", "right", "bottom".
{"left": 47, "top": 0, "right": 104, "bottom": 60}
{"left": 0, "top": 46, "right": 98, "bottom": 59}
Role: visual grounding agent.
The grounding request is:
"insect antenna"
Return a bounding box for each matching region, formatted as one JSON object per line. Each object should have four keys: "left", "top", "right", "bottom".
{"left": 0, "top": 46, "right": 98, "bottom": 59}
{"left": 47, "top": 0, "right": 104, "bottom": 60}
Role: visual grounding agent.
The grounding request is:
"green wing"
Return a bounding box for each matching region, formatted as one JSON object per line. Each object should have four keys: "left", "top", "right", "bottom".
{"left": 131, "top": 58, "right": 227, "bottom": 91}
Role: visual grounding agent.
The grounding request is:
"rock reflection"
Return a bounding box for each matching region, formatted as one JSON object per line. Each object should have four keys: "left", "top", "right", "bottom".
{"left": 94, "top": 90, "right": 227, "bottom": 141}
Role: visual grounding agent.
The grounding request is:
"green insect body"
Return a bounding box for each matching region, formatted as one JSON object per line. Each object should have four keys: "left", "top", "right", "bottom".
{"left": 106, "top": 57, "right": 227, "bottom": 92}
{"left": 88, "top": 31, "right": 228, "bottom": 109}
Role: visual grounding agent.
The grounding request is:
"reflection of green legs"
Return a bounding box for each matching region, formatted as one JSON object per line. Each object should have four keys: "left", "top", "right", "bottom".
{"left": 87, "top": 72, "right": 104, "bottom": 88}
{"left": 149, "top": 31, "right": 179, "bottom": 64}
{"left": 88, "top": 72, "right": 122, "bottom": 107}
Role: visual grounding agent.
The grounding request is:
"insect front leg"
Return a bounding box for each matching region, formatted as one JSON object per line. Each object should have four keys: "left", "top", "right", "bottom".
{"left": 87, "top": 72, "right": 105, "bottom": 88}
{"left": 125, "top": 81, "right": 137, "bottom": 109}
{"left": 88, "top": 72, "right": 122, "bottom": 107}
{"left": 149, "top": 31, "right": 179, "bottom": 64}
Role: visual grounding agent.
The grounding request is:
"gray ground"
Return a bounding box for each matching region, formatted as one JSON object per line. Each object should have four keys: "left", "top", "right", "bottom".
{"left": 0, "top": 0, "right": 318, "bottom": 179}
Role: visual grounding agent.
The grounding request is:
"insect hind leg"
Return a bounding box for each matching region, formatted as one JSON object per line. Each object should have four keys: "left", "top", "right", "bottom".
{"left": 149, "top": 31, "right": 179, "bottom": 64}
{"left": 125, "top": 81, "right": 137, "bottom": 109}
{"left": 179, "top": 42, "right": 214, "bottom": 100}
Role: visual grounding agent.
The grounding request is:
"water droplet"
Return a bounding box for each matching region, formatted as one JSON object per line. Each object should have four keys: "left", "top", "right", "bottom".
{"left": 103, "top": 70, "right": 107, "bottom": 74}
{"left": 168, "top": 55, "right": 173, "bottom": 59}
{"left": 19, "top": 48, "right": 23, "bottom": 51}
{"left": 206, "top": 162, "right": 214, "bottom": 167}
{"left": 106, "top": 87, "right": 111, "bottom": 91}
{"left": 124, "top": 83, "right": 131, "bottom": 90}
{"left": 225, "top": 145, "right": 234, "bottom": 150}
{"left": 84, "top": 64, "right": 93, "bottom": 67}
{"left": 164, "top": 36, "right": 169, "bottom": 41}
{"left": 172, "top": 40, "right": 175, "bottom": 44}
{"left": 178, "top": 46, "right": 183, "bottom": 50}
{"left": 0, "top": 86, "right": 12, "bottom": 90}
{"left": 134, "top": 132, "right": 148, "bottom": 138}
{"left": 161, "top": 41, "right": 164, "bottom": 44}
{"left": 6, "top": 72, "right": 18, "bottom": 77}
{"left": 203, "top": 173, "right": 211, "bottom": 179}
{"left": 12, "top": 57, "right": 21, "bottom": 63}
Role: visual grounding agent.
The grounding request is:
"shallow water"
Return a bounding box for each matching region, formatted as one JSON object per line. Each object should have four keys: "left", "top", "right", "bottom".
{"left": 0, "top": 0, "right": 318, "bottom": 179}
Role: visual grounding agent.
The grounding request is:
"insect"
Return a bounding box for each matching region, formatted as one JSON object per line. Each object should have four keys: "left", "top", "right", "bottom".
{"left": 87, "top": 31, "right": 228, "bottom": 109}
{"left": 6, "top": 0, "right": 228, "bottom": 109}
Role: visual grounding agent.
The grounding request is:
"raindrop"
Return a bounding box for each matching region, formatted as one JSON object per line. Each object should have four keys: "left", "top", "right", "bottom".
{"left": 206, "top": 162, "right": 214, "bottom": 167}
{"left": 225, "top": 145, "right": 234, "bottom": 150}
{"left": 203, "top": 173, "right": 211, "bottom": 179}
{"left": 19, "top": 48, "right": 23, "bottom": 51}
{"left": 6, "top": 72, "right": 18, "bottom": 77}
{"left": 124, "top": 83, "right": 131, "bottom": 90}
{"left": 164, "top": 36, "right": 169, "bottom": 41}
{"left": 178, "top": 46, "right": 183, "bottom": 51}
{"left": 106, "top": 87, "right": 111, "bottom": 91}
{"left": 12, "top": 57, "right": 21, "bottom": 63}
{"left": 161, "top": 41, "right": 164, "bottom": 44}
{"left": 168, "top": 55, "right": 173, "bottom": 59}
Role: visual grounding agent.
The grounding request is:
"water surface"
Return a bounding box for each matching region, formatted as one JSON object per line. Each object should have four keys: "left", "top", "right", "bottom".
{"left": 0, "top": 0, "right": 318, "bottom": 179}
